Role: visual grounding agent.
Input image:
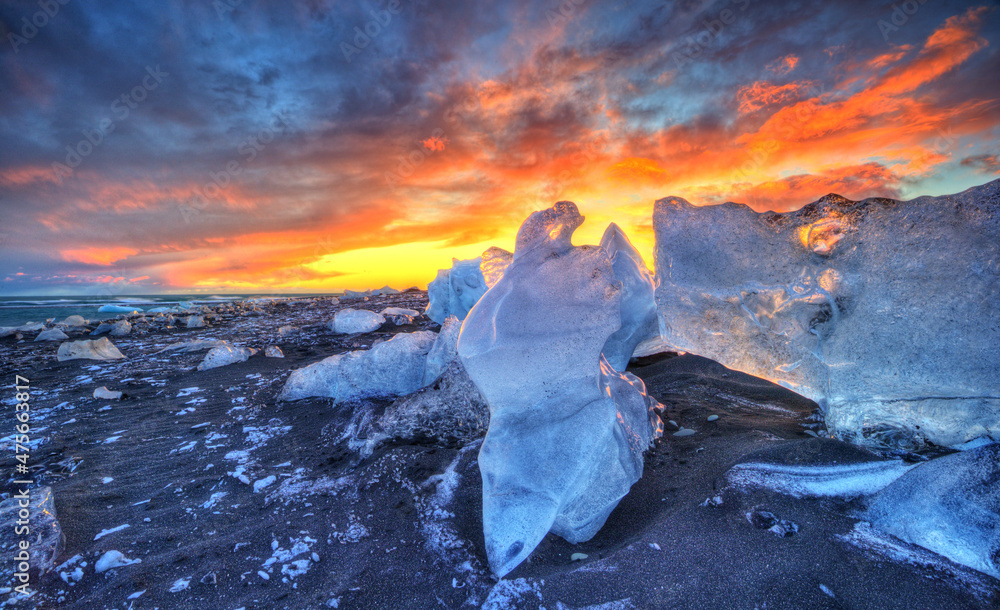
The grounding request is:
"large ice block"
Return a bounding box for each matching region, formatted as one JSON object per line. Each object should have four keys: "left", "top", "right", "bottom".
{"left": 425, "top": 258, "right": 484, "bottom": 324}
{"left": 458, "top": 201, "right": 663, "bottom": 577}
{"left": 867, "top": 442, "right": 999, "bottom": 579}
{"left": 425, "top": 248, "right": 513, "bottom": 324}
{"left": 653, "top": 180, "right": 1000, "bottom": 448}
{"left": 599, "top": 223, "right": 658, "bottom": 371}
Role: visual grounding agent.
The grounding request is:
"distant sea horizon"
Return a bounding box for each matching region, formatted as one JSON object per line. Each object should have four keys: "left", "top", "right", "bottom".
{"left": 0, "top": 293, "right": 341, "bottom": 327}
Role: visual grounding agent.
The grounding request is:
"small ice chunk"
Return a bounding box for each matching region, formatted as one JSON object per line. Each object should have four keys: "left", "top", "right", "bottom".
{"left": 330, "top": 308, "right": 385, "bottom": 334}
{"left": 57, "top": 337, "right": 125, "bottom": 361}
{"left": 264, "top": 345, "right": 284, "bottom": 358}
{"left": 197, "top": 345, "right": 256, "bottom": 370}
{"left": 62, "top": 315, "right": 87, "bottom": 326}
{"left": 109, "top": 319, "right": 131, "bottom": 336}
{"left": 280, "top": 331, "right": 436, "bottom": 402}
{"left": 93, "top": 386, "right": 123, "bottom": 400}
{"left": 169, "top": 577, "right": 191, "bottom": 592}
{"left": 707, "top": 415, "right": 719, "bottom": 422}
{"left": 95, "top": 550, "right": 141, "bottom": 573}
{"left": 254, "top": 475, "right": 276, "bottom": 493}
{"left": 673, "top": 428, "right": 696, "bottom": 437}
{"left": 34, "top": 328, "right": 69, "bottom": 342}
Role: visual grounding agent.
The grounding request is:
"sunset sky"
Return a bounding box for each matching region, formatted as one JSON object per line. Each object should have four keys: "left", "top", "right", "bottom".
{"left": 1, "top": 0, "right": 998, "bottom": 295}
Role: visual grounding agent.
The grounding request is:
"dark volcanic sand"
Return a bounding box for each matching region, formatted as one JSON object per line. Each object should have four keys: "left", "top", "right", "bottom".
{"left": 1, "top": 292, "right": 998, "bottom": 609}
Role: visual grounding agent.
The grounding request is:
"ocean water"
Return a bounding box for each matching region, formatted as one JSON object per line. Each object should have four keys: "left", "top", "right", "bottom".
{"left": 0, "top": 294, "right": 333, "bottom": 327}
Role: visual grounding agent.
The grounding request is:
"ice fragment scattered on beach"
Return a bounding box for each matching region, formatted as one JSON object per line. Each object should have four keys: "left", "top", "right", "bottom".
{"left": 458, "top": 201, "right": 663, "bottom": 576}
{"left": 109, "top": 319, "right": 132, "bottom": 336}
{"left": 34, "top": 328, "right": 68, "bottom": 342}
{"left": 652, "top": 181, "right": 1000, "bottom": 448}
{"left": 93, "top": 386, "right": 123, "bottom": 400}
{"left": 61, "top": 315, "right": 87, "bottom": 326}
{"left": 197, "top": 345, "right": 256, "bottom": 370}
{"left": 866, "top": 442, "right": 1000, "bottom": 579}
{"left": 57, "top": 337, "right": 125, "bottom": 361}
{"left": 279, "top": 331, "right": 438, "bottom": 402}
{"left": 265, "top": 345, "right": 284, "bottom": 358}
{"left": 330, "top": 308, "right": 385, "bottom": 334}
{"left": 95, "top": 550, "right": 141, "bottom": 573}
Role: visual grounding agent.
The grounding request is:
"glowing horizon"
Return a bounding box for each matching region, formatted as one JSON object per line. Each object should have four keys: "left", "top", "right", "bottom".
{"left": 1, "top": 2, "right": 998, "bottom": 295}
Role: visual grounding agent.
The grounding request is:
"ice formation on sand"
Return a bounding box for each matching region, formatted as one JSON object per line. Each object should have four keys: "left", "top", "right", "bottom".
{"left": 197, "top": 345, "right": 257, "bottom": 370}
{"left": 426, "top": 250, "right": 511, "bottom": 324}
{"left": 458, "top": 201, "right": 663, "bottom": 577}
{"left": 653, "top": 181, "right": 1000, "bottom": 448}
{"left": 330, "top": 308, "right": 385, "bottom": 334}
{"left": 866, "top": 442, "right": 1000, "bottom": 579}
{"left": 279, "top": 331, "right": 438, "bottom": 402}
{"left": 599, "top": 223, "right": 658, "bottom": 371}
{"left": 57, "top": 337, "right": 125, "bottom": 361}
{"left": 34, "top": 328, "right": 68, "bottom": 342}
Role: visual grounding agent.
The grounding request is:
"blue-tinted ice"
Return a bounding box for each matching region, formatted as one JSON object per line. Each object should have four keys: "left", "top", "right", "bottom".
{"left": 653, "top": 180, "right": 1000, "bottom": 448}
{"left": 458, "top": 201, "right": 662, "bottom": 577}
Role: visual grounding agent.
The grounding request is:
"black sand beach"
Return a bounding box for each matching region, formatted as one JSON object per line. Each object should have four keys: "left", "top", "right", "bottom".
{"left": 2, "top": 292, "right": 998, "bottom": 609}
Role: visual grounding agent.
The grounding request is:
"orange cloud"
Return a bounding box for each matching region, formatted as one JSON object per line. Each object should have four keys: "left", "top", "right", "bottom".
{"left": 766, "top": 54, "right": 799, "bottom": 76}
{"left": 60, "top": 247, "right": 138, "bottom": 265}
{"left": 737, "top": 81, "right": 813, "bottom": 115}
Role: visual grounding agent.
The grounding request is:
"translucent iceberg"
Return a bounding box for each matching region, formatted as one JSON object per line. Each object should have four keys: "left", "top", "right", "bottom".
{"left": 279, "top": 331, "right": 437, "bottom": 402}
{"left": 481, "top": 246, "right": 513, "bottom": 288}
{"left": 426, "top": 257, "right": 488, "bottom": 324}
{"left": 330, "top": 308, "right": 385, "bottom": 334}
{"left": 653, "top": 181, "right": 1000, "bottom": 448}
{"left": 866, "top": 442, "right": 999, "bottom": 579}
{"left": 98, "top": 304, "right": 143, "bottom": 314}
{"left": 423, "top": 316, "right": 461, "bottom": 385}
{"left": 599, "top": 223, "right": 658, "bottom": 371}
{"left": 458, "top": 201, "right": 663, "bottom": 577}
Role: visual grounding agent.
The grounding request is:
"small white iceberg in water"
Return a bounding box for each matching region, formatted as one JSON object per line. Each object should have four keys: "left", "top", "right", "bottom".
{"left": 98, "top": 304, "right": 143, "bottom": 314}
